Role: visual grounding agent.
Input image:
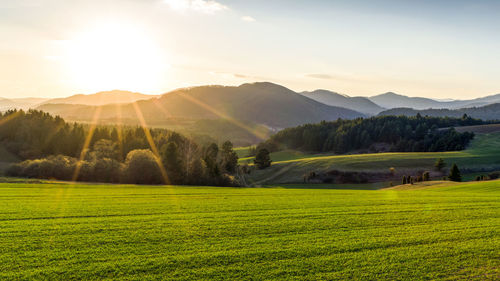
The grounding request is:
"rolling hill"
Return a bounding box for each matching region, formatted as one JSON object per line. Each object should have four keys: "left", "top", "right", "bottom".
{"left": 37, "top": 82, "right": 365, "bottom": 129}
{"left": 39, "top": 90, "right": 158, "bottom": 106}
{"left": 378, "top": 103, "right": 500, "bottom": 120}
{"left": 0, "top": 97, "right": 49, "bottom": 111}
{"left": 301, "top": 90, "right": 385, "bottom": 115}
{"left": 369, "top": 92, "right": 450, "bottom": 109}
{"left": 369, "top": 92, "right": 500, "bottom": 110}
{"left": 243, "top": 132, "right": 500, "bottom": 185}
{"left": 455, "top": 93, "right": 500, "bottom": 108}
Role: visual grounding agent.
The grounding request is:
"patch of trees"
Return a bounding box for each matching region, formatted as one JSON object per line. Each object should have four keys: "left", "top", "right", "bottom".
{"left": 402, "top": 171, "right": 430, "bottom": 185}
{"left": 254, "top": 149, "right": 272, "bottom": 169}
{"left": 475, "top": 172, "right": 500, "bottom": 181}
{"left": 2, "top": 110, "right": 240, "bottom": 186}
{"left": 258, "top": 116, "right": 479, "bottom": 154}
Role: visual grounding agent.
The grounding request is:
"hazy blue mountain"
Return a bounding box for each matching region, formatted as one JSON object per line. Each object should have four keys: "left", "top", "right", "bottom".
{"left": 301, "top": 90, "right": 385, "bottom": 115}
{"left": 369, "top": 92, "right": 449, "bottom": 110}
{"left": 455, "top": 93, "right": 500, "bottom": 108}
{"left": 369, "top": 92, "right": 500, "bottom": 110}
{"left": 378, "top": 103, "right": 500, "bottom": 120}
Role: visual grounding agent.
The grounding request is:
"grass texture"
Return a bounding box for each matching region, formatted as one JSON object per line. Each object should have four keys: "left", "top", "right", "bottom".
{"left": 0, "top": 180, "right": 498, "bottom": 280}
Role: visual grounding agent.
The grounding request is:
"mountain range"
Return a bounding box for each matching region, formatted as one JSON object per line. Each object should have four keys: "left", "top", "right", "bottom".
{"left": 0, "top": 91, "right": 158, "bottom": 111}
{"left": 1, "top": 82, "right": 499, "bottom": 130}
{"left": 36, "top": 82, "right": 363, "bottom": 129}
{"left": 369, "top": 92, "right": 500, "bottom": 110}
{"left": 301, "top": 90, "right": 385, "bottom": 115}
{"left": 378, "top": 104, "right": 500, "bottom": 121}
{"left": 37, "top": 90, "right": 158, "bottom": 106}
{"left": 302, "top": 90, "right": 500, "bottom": 113}
{"left": 0, "top": 97, "right": 49, "bottom": 111}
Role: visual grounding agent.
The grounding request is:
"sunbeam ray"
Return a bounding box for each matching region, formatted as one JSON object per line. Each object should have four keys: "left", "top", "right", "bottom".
{"left": 177, "top": 93, "right": 268, "bottom": 141}
{"left": 72, "top": 106, "right": 102, "bottom": 182}
{"left": 131, "top": 101, "right": 171, "bottom": 185}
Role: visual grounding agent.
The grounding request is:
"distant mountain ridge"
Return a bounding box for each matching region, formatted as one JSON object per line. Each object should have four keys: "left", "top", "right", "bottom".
{"left": 369, "top": 92, "right": 444, "bottom": 110}
{"left": 0, "top": 91, "right": 156, "bottom": 111}
{"left": 301, "top": 90, "right": 385, "bottom": 115}
{"left": 369, "top": 92, "right": 500, "bottom": 110}
{"left": 36, "top": 82, "right": 365, "bottom": 129}
{"left": 0, "top": 97, "right": 49, "bottom": 111}
{"left": 3, "top": 82, "right": 500, "bottom": 123}
{"left": 378, "top": 103, "right": 500, "bottom": 121}
{"left": 39, "top": 90, "right": 158, "bottom": 106}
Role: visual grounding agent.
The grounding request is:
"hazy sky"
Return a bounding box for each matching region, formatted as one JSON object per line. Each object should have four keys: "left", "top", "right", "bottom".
{"left": 1, "top": 0, "right": 500, "bottom": 99}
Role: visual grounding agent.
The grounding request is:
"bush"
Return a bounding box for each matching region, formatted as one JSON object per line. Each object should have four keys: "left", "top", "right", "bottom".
{"left": 7, "top": 155, "right": 77, "bottom": 181}
{"left": 422, "top": 171, "right": 430, "bottom": 181}
{"left": 124, "top": 149, "right": 163, "bottom": 184}
{"left": 488, "top": 172, "right": 500, "bottom": 180}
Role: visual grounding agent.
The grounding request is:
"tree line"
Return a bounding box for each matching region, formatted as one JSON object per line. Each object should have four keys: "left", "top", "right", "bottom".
{"left": 256, "top": 115, "right": 481, "bottom": 154}
{"left": 1, "top": 110, "right": 239, "bottom": 186}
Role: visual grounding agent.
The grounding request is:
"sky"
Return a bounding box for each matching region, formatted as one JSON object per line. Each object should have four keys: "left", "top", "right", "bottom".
{"left": 1, "top": 0, "right": 500, "bottom": 99}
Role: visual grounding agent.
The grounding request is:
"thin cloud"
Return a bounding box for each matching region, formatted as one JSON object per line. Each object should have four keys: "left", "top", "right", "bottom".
{"left": 209, "top": 71, "right": 248, "bottom": 79}
{"left": 164, "top": 0, "right": 228, "bottom": 14}
{"left": 241, "top": 16, "right": 256, "bottom": 22}
{"left": 305, "top": 73, "right": 335, "bottom": 80}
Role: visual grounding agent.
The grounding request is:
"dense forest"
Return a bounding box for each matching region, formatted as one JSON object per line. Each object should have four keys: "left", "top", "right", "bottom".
{"left": 1, "top": 110, "right": 239, "bottom": 186}
{"left": 258, "top": 115, "right": 483, "bottom": 154}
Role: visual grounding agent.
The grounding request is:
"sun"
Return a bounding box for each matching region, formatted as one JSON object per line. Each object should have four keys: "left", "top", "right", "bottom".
{"left": 63, "top": 22, "right": 168, "bottom": 93}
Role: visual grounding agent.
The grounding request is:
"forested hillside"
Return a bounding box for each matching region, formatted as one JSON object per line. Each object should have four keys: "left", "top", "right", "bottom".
{"left": 1, "top": 110, "right": 239, "bottom": 186}
{"left": 259, "top": 115, "right": 484, "bottom": 154}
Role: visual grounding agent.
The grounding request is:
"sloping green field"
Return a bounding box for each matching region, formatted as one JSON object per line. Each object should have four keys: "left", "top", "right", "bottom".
{"left": 247, "top": 133, "right": 500, "bottom": 184}
{"left": 0, "top": 180, "right": 499, "bottom": 280}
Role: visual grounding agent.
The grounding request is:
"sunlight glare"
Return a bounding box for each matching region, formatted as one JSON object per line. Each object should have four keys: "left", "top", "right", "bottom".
{"left": 64, "top": 23, "right": 168, "bottom": 92}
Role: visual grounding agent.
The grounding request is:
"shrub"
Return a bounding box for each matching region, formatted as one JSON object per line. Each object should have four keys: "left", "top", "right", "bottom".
{"left": 124, "top": 150, "right": 163, "bottom": 184}
{"left": 7, "top": 155, "right": 77, "bottom": 181}
{"left": 422, "top": 171, "right": 430, "bottom": 181}
{"left": 488, "top": 172, "right": 500, "bottom": 180}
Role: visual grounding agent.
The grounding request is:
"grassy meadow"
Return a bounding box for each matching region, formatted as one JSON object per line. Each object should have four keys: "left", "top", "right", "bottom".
{"left": 0, "top": 180, "right": 499, "bottom": 280}
{"left": 246, "top": 132, "right": 500, "bottom": 184}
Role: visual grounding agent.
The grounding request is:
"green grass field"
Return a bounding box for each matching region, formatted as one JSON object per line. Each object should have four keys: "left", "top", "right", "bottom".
{"left": 0, "top": 180, "right": 499, "bottom": 280}
{"left": 246, "top": 133, "right": 500, "bottom": 184}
